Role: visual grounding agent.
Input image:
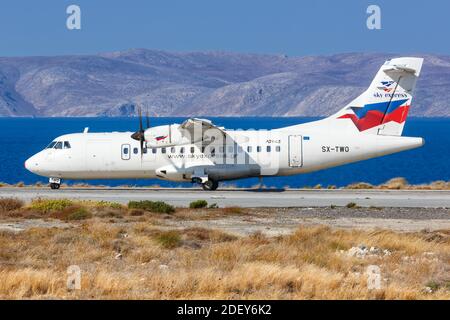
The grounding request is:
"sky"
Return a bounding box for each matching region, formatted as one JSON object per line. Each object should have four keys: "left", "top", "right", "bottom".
{"left": 0, "top": 0, "right": 448, "bottom": 57}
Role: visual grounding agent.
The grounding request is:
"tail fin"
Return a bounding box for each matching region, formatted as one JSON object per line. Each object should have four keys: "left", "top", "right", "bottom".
{"left": 335, "top": 57, "right": 423, "bottom": 136}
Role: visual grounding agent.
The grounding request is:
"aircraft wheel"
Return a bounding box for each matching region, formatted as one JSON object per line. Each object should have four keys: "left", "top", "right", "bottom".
{"left": 50, "top": 183, "right": 60, "bottom": 190}
{"left": 202, "top": 180, "right": 218, "bottom": 191}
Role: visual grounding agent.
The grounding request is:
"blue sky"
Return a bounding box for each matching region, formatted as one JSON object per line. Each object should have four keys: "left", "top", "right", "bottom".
{"left": 0, "top": 0, "right": 448, "bottom": 57}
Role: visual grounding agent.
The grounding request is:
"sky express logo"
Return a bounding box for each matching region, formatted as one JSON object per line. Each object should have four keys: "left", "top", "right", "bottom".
{"left": 377, "top": 80, "right": 395, "bottom": 92}
{"left": 374, "top": 81, "right": 407, "bottom": 99}
{"left": 373, "top": 91, "right": 408, "bottom": 99}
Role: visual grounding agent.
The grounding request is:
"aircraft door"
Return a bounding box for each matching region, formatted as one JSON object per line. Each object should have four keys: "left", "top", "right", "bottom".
{"left": 121, "top": 144, "right": 131, "bottom": 160}
{"left": 288, "top": 135, "right": 303, "bottom": 167}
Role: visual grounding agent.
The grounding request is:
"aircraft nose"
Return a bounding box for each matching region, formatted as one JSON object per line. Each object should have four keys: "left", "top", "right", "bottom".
{"left": 25, "top": 155, "right": 38, "bottom": 173}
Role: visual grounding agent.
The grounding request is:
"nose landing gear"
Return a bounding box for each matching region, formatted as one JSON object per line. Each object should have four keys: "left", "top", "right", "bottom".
{"left": 49, "top": 177, "right": 61, "bottom": 190}
{"left": 50, "top": 183, "right": 60, "bottom": 190}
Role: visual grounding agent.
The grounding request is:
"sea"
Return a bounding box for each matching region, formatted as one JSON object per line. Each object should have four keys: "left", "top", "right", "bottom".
{"left": 0, "top": 117, "right": 448, "bottom": 188}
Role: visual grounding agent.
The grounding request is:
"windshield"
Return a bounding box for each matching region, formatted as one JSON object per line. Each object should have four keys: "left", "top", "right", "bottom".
{"left": 46, "top": 141, "right": 57, "bottom": 149}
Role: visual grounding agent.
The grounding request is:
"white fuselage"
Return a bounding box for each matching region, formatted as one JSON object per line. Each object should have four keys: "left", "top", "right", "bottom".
{"left": 25, "top": 57, "right": 426, "bottom": 187}
{"left": 25, "top": 119, "right": 424, "bottom": 183}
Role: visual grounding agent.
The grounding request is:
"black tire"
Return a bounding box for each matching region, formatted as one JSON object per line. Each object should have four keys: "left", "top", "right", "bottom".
{"left": 50, "top": 183, "right": 60, "bottom": 190}
{"left": 202, "top": 180, "right": 218, "bottom": 191}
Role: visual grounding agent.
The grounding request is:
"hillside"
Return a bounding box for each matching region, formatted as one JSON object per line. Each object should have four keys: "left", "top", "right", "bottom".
{"left": 0, "top": 50, "right": 449, "bottom": 117}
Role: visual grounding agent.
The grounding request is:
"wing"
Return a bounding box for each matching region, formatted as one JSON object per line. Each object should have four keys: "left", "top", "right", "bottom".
{"left": 180, "top": 118, "right": 224, "bottom": 132}
{"left": 179, "top": 118, "right": 225, "bottom": 143}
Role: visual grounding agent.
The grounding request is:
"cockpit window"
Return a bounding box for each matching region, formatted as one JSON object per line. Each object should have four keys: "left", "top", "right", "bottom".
{"left": 46, "top": 141, "right": 57, "bottom": 149}
{"left": 47, "top": 140, "right": 71, "bottom": 150}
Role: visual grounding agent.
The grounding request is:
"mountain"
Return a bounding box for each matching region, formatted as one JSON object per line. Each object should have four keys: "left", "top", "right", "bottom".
{"left": 0, "top": 49, "right": 449, "bottom": 117}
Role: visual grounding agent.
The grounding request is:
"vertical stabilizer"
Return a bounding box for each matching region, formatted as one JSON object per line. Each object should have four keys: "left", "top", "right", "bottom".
{"left": 334, "top": 57, "right": 423, "bottom": 136}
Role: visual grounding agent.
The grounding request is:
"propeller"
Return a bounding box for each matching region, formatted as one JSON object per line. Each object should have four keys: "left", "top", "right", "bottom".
{"left": 130, "top": 106, "right": 149, "bottom": 157}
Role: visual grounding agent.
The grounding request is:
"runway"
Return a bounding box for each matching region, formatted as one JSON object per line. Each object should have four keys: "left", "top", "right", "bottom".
{"left": 0, "top": 187, "right": 449, "bottom": 208}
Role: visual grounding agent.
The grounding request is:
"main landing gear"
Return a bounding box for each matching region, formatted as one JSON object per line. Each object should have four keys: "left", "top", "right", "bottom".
{"left": 49, "top": 177, "right": 61, "bottom": 190}
{"left": 192, "top": 177, "right": 219, "bottom": 191}
{"left": 202, "top": 179, "right": 219, "bottom": 191}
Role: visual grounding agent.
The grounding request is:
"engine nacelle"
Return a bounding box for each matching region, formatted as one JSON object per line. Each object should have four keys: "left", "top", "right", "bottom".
{"left": 144, "top": 124, "right": 202, "bottom": 147}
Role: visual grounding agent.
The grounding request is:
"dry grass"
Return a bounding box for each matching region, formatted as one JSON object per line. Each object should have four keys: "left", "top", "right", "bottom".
{"left": 346, "top": 182, "right": 374, "bottom": 189}
{"left": 0, "top": 198, "right": 24, "bottom": 212}
{"left": 0, "top": 208, "right": 449, "bottom": 299}
{"left": 346, "top": 178, "right": 450, "bottom": 190}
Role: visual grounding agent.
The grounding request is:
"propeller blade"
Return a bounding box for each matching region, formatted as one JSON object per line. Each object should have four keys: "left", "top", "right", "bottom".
{"left": 146, "top": 108, "right": 150, "bottom": 129}
{"left": 131, "top": 131, "right": 141, "bottom": 140}
{"left": 131, "top": 105, "right": 146, "bottom": 142}
{"left": 140, "top": 137, "right": 144, "bottom": 158}
{"left": 138, "top": 106, "right": 143, "bottom": 132}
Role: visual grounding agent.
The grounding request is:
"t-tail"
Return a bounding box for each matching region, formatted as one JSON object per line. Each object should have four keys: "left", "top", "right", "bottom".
{"left": 333, "top": 57, "right": 423, "bottom": 136}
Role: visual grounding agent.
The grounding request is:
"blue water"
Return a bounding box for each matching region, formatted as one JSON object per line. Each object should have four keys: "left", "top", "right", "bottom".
{"left": 0, "top": 117, "right": 448, "bottom": 188}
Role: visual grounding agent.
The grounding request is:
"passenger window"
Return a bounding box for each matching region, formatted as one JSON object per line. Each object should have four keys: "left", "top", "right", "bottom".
{"left": 143, "top": 148, "right": 147, "bottom": 154}
{"left": 228, "top": 146, "right": 234, "bottom": 153}
{"left": 123, "top": 148, "right": 129, "bottom": 155}
{"left": 247, "top": 146, "right": 252, "bottom": 152}
{"left": 267, "top": 146, "right": 271, "bottom": 152}
{"left": 64, "top": 141, "right": 71, "bottom": 149}
{"left": 237, "top": 146, "right": 243, "bottom": 153}
{"left": 219, "top": 146, "right": 224, "bottom": 153}
{"left": 161, "top": 148, "right": 166, "bottom": 154}
{"left": 54, "top": 142, "right": 63, "bottom": 149}
{"left": 190, "top": 146, "right": 195, "bottom": 154}
{"left": 276, "top": 146, "right": 281, "bottom": 152}
{"left": 47, "top": 141, "right": 57, "bottom": 149}
{"left": 152, "top": 148, "right": 157, "bottom": 154}
{"left": 133, "top": 148, "right": 139, "bottom": 154}
{"left": 180, "top": 147, "right": 185, "bottom": 154}
{"left": 257, "top": 146, "right": 261, "bottom": 152}
{"left": 201, "top": 146, "right": 205, "bottom": 153}
{"left": 210, "top": 147, "right": 215, "bottom": 155}
{"left": 171, "top": 147, "right": 175, "bottom": 153}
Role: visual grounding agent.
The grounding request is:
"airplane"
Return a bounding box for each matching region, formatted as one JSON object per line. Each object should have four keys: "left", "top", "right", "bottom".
{"left": 25, "top": 57, "right": 424, "bottom": 191}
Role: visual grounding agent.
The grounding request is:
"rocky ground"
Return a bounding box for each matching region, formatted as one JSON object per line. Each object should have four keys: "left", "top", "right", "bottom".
{"left": 0, "top": 199, "right": 449, "bottom": 299}
{"left": 1, "top": 206, "right": 448, "bottom": 236}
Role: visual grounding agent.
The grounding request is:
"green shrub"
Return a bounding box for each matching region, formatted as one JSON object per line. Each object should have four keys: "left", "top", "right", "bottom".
{"left": 30, "top": 199, "right": 74, "bottom": 213}
{"left": 93, "top": 200, "right": 123, "bottom": 209}
{"left": 154, "top": 231, "right": 181, "bottom": 249}
{"left": 0, "top": 198, "right": 24, "bottom": 212}
{"left": 189, "top": 200, "right": 208, "bottom": 209}
{"left": 346, "top": 202, "right": 358, "bottom": 209}
{"left": 128, "top": 200, "right": 175, "bottom": 214}
{"left": 425, "top": 280, "right": 441, "bottom": 292}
